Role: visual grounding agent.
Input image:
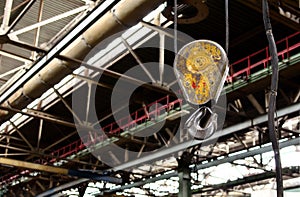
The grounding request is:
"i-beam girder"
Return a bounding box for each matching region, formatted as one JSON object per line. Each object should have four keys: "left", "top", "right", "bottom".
{"left": 45, "top": 101, "right": 299, "bottom": 195}
{"left": 104, "top": 136, "right": 300, "bottom": 194}
{"left": 194, "top": 166, "right": 300, "bottom": 194}
{"left": 113, "top": 102, "right": 300, "bottom": 171}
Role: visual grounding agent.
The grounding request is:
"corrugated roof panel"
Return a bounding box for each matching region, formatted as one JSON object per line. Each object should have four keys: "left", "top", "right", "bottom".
{"left": 12, "top": 0, "right": 86, "bottom": 45}
{"left": 0, "top": 0, "right": 87, "bottom": 88}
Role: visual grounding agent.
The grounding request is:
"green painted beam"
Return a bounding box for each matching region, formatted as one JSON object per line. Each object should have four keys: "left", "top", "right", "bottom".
{"left": 224, "top": 53, "right": 300, "bottom": 93}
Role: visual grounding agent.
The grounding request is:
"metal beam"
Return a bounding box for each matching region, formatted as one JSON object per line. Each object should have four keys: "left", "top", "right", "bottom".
{"left": 293, "top": 89, "right": 300, "bottom": 103}
{"left": 280, "top": 128, "right": 299, "bottom": 136}
{"left": 0, "top": 106, "right": 77, "bottom": 128}
{"left": 0, "top": 157, "right": 122, "bottom": 182}
{"left": 140, "top": 21, "right": 190, "bottom": 43}
{"left": 0, "top": 0, "right": 166, "bottom": 124}
{"left": 159, "top": 33, "right": 165, "bottom": 84}
{"left": 0, "top": 0, "right": 118, "bottom": 104}
{"left": 104, "top": 136, "right": 300, "bottom": 193}
{"left": 113, "top": 102, "right": 300, "bottom": 171}
{"left": 36, "top": 180, "right": 45, "bottom": 192}
{"left": 10, "top": 5, "right": 89, "bottom": 36}
{"left": 279, "top": 88, "right": 292, "bottom": 104}
{"left": 85, "top": 81, "right": 91, "bottom": 122}
{"left": 0, "top": 0, "right": 14, "bottom": 32}
{"left": 36, "top": 178, "right": 89, "bottom": 197}
{"left": 194, "top": 166, "right": 300, "bottom": 193}
{"left": 247, "top": 94, "right": 265, "bottom": 114}
{"left": 40, "top": 131, "right": 77, "bottom": 152}
{"left": 32, "top": 0, "right": 44, "bottom": 60}
{"left": 37, "top": 119, "right": 43, "bottom": 150}
{"left": 0, "top": 143, "right": 32, "bottom": 153}
{"left": 72, "top": 74, "right": 113, "bottom": 89}
{"left": 0, "top": 153, "right": 29, "bottom": 156}
{"left": 6, "top": 0, "right": 36, "bottom": 34}
{"left": 104, "top": 172, "right": 177, "bottom": 194}
{"left": 0, "top": 50, "right": 33, "bottom": 63}
{"left": 195, "top": 136, "right": 300, "bottom": 170}
{"left": 0, "top": 134, "right": 23, "bottom": 142}
{"left": 121, "top": 37, "right": 156, "bottom": 83}
{"left": 178, "top": 152, "right": 192, "bottom": 197}
{"left": 9, "top": 121, "right": 34, "bottom": 151}
{"left": 238, "top": 0, "right": 300, "bottom": 31}
{"left": 77, "top": 58, "right": 172, "bottom": 95}
{"left": 0, "top": 140, "right": 104, "bottom": 168}
{"left": 52, "top": 87, "right": 83, "bottom": 125}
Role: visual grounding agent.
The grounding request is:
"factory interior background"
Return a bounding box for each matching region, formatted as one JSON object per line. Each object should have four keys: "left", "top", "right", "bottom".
{"left": 0, "top": 0, "right": 299, "bottom": 196}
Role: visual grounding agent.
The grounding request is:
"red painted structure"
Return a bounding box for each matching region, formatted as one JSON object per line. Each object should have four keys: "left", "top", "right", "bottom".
{"left": 227, "top": 32, "right": 299, "bottom": 82}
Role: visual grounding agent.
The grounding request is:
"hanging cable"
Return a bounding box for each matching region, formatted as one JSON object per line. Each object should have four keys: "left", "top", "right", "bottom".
{"left": 174, "top": 0, "right": 178, "bottom": 54}
{"left": 225, "top": 0, "right": 229, "bottom": 55}
{"left": 262, "top": 0, "right": 283, "bottom": 196}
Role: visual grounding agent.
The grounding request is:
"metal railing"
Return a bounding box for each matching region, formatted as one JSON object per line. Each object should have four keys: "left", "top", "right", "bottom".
{"left": 227, "top": 32, "right": 300, "bottom": 82}
{"left": 50, "top": 95, "right": 182, "bottom": 155}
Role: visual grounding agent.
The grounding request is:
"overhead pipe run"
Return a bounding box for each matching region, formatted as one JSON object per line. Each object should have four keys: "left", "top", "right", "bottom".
{"left": 0, "top": 0, "right": 165, "bottom": 123}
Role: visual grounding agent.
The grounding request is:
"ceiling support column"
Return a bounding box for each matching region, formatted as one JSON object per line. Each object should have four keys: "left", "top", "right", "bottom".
{"left": 178, "top": 151, "right": 192, "bottom": 197}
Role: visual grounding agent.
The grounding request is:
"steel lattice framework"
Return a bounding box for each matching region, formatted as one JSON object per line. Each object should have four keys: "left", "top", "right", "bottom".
{"left": 0, "top": 0, "right": 299, "bottom": 196}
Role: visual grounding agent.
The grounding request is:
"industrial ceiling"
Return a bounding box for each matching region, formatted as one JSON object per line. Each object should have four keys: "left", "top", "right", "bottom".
{"left": 0, "top": 0, "right": 299, "bottom": 196}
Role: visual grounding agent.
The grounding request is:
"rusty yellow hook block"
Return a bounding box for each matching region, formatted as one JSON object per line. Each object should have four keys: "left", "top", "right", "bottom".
{"left": 174, "top": 40, "right": 228, "bottom": 139}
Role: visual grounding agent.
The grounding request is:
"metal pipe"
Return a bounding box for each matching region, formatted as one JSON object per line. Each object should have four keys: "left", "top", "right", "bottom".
{"left": 0, "top": 0, "right": 165, "bottom": 122}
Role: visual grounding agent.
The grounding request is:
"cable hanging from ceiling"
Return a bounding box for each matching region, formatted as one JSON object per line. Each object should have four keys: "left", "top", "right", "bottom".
{"left": 174, "top": 0, "right": 178, "bottom": 54}
{"left": 262, "top": 0, "right": 283, "bottom": 196}
{"left": 225, "top": 0, "right": 229, "bottom": 55}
